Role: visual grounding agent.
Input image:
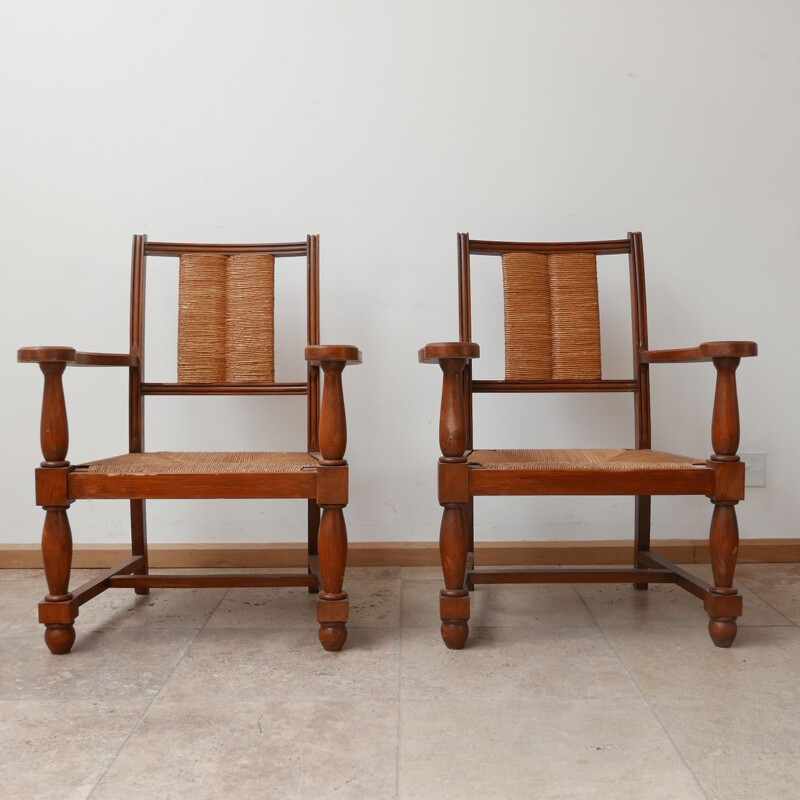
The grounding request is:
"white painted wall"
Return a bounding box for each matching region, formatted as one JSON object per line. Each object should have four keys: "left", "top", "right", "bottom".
{"left": 2, "top": 0, "right": 798, "bottom": 548}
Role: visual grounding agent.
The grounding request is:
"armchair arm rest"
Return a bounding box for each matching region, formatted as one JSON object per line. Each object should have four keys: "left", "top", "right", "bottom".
{"left": 640, "top": 341, "right": 757, "bottom": 364}
{"left": 419, "top": 342, "right": 480, "bottom": 364}
{"left": 643, "top": 341, "right": 757, "bottom": 467}
{"left": 18, "top": 347, "right": 138, "bottom": 367}
{"left": 305, "top": 345, "right": 361, "bottom": 366}
{"left": 19, "top": 347, "right": 137, "bottom": 468}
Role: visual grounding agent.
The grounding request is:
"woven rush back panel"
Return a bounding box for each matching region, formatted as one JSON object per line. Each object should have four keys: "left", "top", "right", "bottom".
{"left": 502, "top": 252, "right": 601, "bottom": 380}
{"left": 225, "top": 254, "right": 275, "bottom": 382}
{"left": 178, "top": 253, "right": 275, "bottom": 383}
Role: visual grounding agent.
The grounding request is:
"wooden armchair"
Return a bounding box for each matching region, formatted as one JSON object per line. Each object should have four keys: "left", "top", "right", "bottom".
{"left": 18, "top": 235, "right": 361, "bottom": 654}
{"left": 420, "top": 232, "right": 756, "bottom": 649}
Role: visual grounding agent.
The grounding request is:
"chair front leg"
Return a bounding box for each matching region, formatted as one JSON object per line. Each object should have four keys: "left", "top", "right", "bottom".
{"left": 706, "top": 356, "right": 744, "bottom": 647}
{"left": 315, "top": 359, "right": 350, "bottom": 651}
{"left": 707, "top": 502, "right": 741, "bottom": 647}
{"left": 437, "top": 357, "right": 471, "bottom": 648}
{"left": 317, "top": 505, "right": 348, "bottom": 651}
{"left": 440, "top": 504, "right": 470, "bottom": 649}
{"left": 37, "top": 362, "right": 77, "bottom": 654}
{"left": 41, "top": 507, "right": 75, "bottom": 654}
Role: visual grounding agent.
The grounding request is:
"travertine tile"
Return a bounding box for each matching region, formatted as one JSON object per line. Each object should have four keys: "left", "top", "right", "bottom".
{"left": 207, "top": 572, "right": 401, "bottom": 629}
{"left": 2, "top": 565, "right": 799, "bottom": 800}
{"left": 399, "top": 697, "right": 706, "bottom": 799}
{"left": 347, "top": 573, "right": 401, "bottom": 627}
{"left": 60, "top": 586, "right": 228, "bottom": 630}
{"left": 0, "top": 577, "right": 45, "bottom": 630}
{"left": 0, "top": 625, "right": 196, "bottom": 702}
{"left": 651, "top": 694, "right": 800, "bottom": 800}
{"left": 732, "top": 563, "right": 800, "bottom": 624}
{"left": 735, "top": 562, "right": 800, "bottom": 585}
{"left": 0, "top": 568, "right": 44, "bottom": 580}
{"left": 402, "top": 580, "right": 595, "bottom": 629}
{"left": 346, "top": 565, "right": 402, "bottom": 580}
{"left": 0, "top": 700, "right": 145, "bottom": 800}
{"left": 206, "top": 586, "right": 318, "bottom": 629}
{"left": 157, "top": 626, "right": 400, "bottom": 705}
{"left": 604, "top": 624, "right": 800, "bottom": 703}
{"left": 400, "top": 566, "right": 442, "bottom": 581}
{"left": 576, "top": 580, "right": 792, "bottom": 628}
{"left": 91, "top": 700, "right": 399, "bottom": 800}
{"left": 400, "top": 626, "right": 635, "bottom": 701}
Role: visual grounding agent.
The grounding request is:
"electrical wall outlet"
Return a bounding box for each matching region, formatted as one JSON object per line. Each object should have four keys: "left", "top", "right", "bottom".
{"left": 739, "top": 452, "right": 766, "bottom": 487}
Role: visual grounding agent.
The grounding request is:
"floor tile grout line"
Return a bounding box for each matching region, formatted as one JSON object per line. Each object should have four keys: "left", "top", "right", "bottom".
{"left": 84, "top": 585, "right": 231, "bottom": 799}
{"left": 576, "top": 587, "right": 711, "bottom": 800}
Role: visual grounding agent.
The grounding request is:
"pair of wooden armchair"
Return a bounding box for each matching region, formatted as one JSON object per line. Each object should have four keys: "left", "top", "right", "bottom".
{"left": 19, "top": 232, "right": 756, "bottom": 655}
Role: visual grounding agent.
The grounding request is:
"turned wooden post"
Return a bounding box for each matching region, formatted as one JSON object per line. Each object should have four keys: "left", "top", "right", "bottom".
{"left": 439, "top": 359, "right": 469, "bottom": 461}
{"left": 318, "top": 361, "right": 346, "bottom": 466}
{"left": 38, "top": 362, "right": 76, "bottom": 654}
{"left": 40, "top": 362, "right": 70, "bottom": 467}
{"left": 438, "top": 357, "right": 470, "bottom": 649}
{"left": 707, "top": 356, "right": 742, "bottom": 647}
{"left": 316, "top": 360, "right": 349, "bottom": 651}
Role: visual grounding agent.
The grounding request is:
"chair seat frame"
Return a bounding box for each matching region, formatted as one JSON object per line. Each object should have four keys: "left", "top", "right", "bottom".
{"left": 19, "top": 235, "right": 361, "bottom": 654}
{"left": 420, "top": 233, "right": 756, "bottom": 649}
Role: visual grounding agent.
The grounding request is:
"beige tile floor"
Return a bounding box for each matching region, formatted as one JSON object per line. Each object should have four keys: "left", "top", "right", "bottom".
{"left": 1, "top": 563, "right": 800, "bottom": 799}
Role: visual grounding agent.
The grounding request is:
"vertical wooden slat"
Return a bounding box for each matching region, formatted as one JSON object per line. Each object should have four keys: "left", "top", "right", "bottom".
{"left": 631, "top": 231, "right": 651, "bottom": 449}
{"left": 630, "top": 232, "right": 652, "bottom": 578}
{"left": 307, "top": 234, "right": 320, "bottom": 453}
{"left": 457, "top": 234, "right": 475, "bottom": 451}
{"left": 129, "top": 235, "right": 146, "bottom": 453}
{"left": 458, "top": 233, "right": 472, "bottom": 343}
{"left": 129, "top": 235, "right": 149, "bottom": 585}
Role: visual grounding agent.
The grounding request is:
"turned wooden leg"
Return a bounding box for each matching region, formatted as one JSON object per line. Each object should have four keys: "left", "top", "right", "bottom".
{"left": 40, "top": 507, "right": 76, "bottom": 654}
{"left": 706, "top": 356, "right": 744, "bottom": 647}
{"left": 440, "top": 504, "right": 469, "bottom": 649}
{"left": 707, "top": 501, "right": 740, "bottom": 647}
{"left": 317, "top": 506, "right": 348, "bottom": 651}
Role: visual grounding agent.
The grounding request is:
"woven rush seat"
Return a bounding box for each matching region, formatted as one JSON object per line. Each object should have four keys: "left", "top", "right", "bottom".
{"left": 468, "top": 448, "right": 704, "bottom": 471}
{"left": 83, "top": 451, "right": 317, "bottom": 474}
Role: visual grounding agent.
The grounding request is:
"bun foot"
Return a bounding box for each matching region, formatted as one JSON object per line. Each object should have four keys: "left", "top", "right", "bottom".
{"left": 318, "top": 622, "right": 347, "bottom": 651}
{"left": 44, "top": 623, "right": 75, "bottom": 655}
{"left": 708, "top": 617, "right": 737, "bottom": 648}
{"left": 441, "top": 620, "right": 469, "bottom": 649}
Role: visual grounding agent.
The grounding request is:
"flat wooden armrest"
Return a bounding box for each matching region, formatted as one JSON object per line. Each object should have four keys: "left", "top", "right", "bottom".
{"left": 18, "top": 347, "right": 137, "bottom": 367}
{"left": 419, "top": 342, "right": 480, "bottom": 364}
{"left": 18, "top": 346, "right": 78, "bottom": 364}
{"left": 640, "top": 341, "right": 757, "bottom": 364}
{"left": 304, "top": 345, "right": 362, "bottom": 366}
{"left": 699, "top": 341, "right": 757, "bottom": 358}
